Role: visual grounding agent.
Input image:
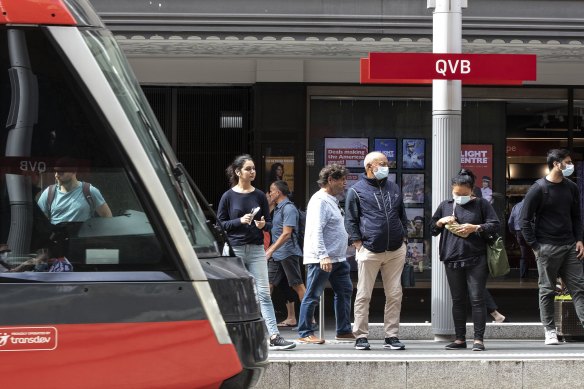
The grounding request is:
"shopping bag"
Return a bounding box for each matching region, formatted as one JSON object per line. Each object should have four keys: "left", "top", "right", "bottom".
{"left": 486, "top": 236, "right": 510, "bottom": 277}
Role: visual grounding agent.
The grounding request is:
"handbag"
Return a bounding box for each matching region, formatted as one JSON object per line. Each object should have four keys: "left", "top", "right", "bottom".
{"left": 401, "top": 262, "right": 416, "bottom": 287}
{"left": 477, "top": 200, "right": 510, "bottom": 277}
{"left": 482, "top": 231, "right": 510, "bottom": 277}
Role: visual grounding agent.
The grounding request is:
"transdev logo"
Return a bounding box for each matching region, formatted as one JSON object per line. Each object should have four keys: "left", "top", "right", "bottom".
{"left": 0, "top": 327, "right": 57, "bottom": 351}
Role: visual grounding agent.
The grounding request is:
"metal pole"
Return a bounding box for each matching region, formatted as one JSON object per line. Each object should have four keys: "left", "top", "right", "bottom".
{"left": 318, "top": 291, "right": 325, "bottom": 340}
{"left": 427, "top": 0, "right": 467, "bottom": 340}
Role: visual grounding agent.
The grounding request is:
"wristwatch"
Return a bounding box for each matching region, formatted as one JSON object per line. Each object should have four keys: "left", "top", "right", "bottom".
{"left": 476, "top": 225, "right": 483, "bottom": 233}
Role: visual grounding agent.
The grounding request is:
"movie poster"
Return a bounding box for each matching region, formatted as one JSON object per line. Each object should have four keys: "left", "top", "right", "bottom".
{"left": 324, "top": 138, "right": 368, "bottom": 168}
{"left": 265, "top": 156, "right": 295, "bottom": 191}
{"left": 461, "top": 144, "right": 493, "bottom": 196}
{"left": 374, "top": 138, "right": 397, "bottom": 168}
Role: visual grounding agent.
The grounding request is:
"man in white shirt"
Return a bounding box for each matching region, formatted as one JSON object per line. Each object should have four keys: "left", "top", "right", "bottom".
{"left": 297, "top": 164, "right": 354, "bottom": 344}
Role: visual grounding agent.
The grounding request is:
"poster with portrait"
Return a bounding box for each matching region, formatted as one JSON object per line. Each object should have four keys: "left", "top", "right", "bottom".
{"left": 374, "top": 138, "right": 397, "bottom": 168}
{"left": 461, "top": 144, "right": 493, "bottom": 197}
{"left": 402, "top": 139, "right": 425, "bottom": 169}
{"left": 402, "top": 173, "right": 424, "bottom": 204}
{"left": 406, "top": 242, "right": 426, "bottom": 271}
{"left": 405, "top": 208, "right": 424, "bottom": 239}
{"left": 324, "top": 138, "right": 368, "bottom": 168}
{"left": 265, "top": 156, "right": 295, "bottom": 191}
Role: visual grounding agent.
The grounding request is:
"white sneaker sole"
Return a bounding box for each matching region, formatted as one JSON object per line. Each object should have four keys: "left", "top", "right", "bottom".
{"left": 383, "top": 344, "right": 406, "bottom": 350}
{"left": 270, "top": 343, "right": 297, "bottom": 350}
{"left": 355, "top": 342, "right": 370, "bottom": 350}
{"left": 544, "top": 340, "right": 560, "bottom": 345}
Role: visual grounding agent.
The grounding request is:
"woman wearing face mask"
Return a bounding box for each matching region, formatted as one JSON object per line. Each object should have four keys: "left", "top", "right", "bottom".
{"left": 430, "top": 169, "right": 500, "bottom": 351}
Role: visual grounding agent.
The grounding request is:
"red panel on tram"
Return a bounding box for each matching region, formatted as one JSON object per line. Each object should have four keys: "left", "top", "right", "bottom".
{"left": 0, "top": 0, "right": 76, "bottom": 25}
{"left": 0, "top": 320, "right": 241, "bottom": 389}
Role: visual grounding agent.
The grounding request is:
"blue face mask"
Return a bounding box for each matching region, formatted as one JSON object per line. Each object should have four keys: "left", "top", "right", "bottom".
{"left": 373, "top": 166, "right": 389, "bottom": 180}
{"left": 562, "top": 163, "right": 574, "bottom": 177}
{"left": 453, "top": 194, "right": 471, "bottom": 205}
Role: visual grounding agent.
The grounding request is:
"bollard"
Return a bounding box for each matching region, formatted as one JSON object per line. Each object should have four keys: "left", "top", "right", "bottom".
{"left": 318, "top": 291, "right": 325, "bottom": 340}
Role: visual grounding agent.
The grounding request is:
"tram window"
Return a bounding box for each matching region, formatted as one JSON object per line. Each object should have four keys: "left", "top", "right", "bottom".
{"left": 0, "top": 28, "right": 180, "bottom": 278}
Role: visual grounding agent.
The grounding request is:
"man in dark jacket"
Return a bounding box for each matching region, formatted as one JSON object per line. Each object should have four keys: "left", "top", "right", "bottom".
{"left": 520, "top": 148, "right": 584, "bottom": 346}
{"left": 345, "top": 151, "right": 408, "bottom": 351}
{"left": 508, "top": 199, "right": 530, "bottom": 278}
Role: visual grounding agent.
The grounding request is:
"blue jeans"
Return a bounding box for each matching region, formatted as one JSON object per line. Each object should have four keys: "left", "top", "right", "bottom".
{"left": 232, "top": 244, "right": 279, "bottom": 337}
{"left": 298, "top": 261, "right": 353, "bottom": 338}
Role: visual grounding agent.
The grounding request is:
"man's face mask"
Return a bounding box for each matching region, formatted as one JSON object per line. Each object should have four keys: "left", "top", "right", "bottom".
{"left": 374, "top": 166, "right": 389, "bottom": 180}
{"left": 560, "top": 162, "right": 574, "bottom": 177}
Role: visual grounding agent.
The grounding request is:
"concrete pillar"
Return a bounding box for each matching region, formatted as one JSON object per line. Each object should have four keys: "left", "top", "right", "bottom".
{"left": 427, "top": 0, "right": 466, "bottom": 339}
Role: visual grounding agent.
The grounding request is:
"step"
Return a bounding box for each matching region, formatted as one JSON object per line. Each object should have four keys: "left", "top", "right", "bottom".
{"left": 257, "top": 338, "right": 584, "bottom": 389}
{"left": 367, "top": 322, "right": 543, "bottom": 340}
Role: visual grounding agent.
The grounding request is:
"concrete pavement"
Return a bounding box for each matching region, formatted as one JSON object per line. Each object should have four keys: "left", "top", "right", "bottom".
{"left": 255, "top": 324, "right": 584, "bottom": 389}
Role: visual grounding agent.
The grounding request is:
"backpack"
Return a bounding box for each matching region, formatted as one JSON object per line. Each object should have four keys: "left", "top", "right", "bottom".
{"left": 283, "top": 202, "right": 306, "bottom": 251}
{"left": 46, "top": 182, "right": 94, "bottom": 216}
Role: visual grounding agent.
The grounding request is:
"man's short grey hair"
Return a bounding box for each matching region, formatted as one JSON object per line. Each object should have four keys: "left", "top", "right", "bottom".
{"left": 363, "top": 151, "right": 386, "bottom": 168}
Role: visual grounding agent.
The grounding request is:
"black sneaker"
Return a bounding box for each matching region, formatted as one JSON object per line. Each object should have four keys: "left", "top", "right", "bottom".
{"left": 384, "top": 337, "right": 406, "bottom": 350}
{"left": 354, "top": 337, "right": 371, "bottom": 350}
{"left": 445, "top": 341, "right": 467, "bottom": 350}
{"left": 269, "top": 334, "right": 296, "bottom": 350}
{"left": 472, "top": 342, "right": 485, "bottom": 351}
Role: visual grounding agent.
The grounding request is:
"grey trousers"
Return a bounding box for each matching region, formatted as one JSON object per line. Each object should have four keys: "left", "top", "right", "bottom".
{"left": 536, "top": 243, "right": 584, "bottom": 330}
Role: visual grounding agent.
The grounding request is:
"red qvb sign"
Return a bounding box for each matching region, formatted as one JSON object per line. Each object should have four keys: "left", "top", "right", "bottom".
{"left": 361, "top": 53, "right": 537, "bottom": 85}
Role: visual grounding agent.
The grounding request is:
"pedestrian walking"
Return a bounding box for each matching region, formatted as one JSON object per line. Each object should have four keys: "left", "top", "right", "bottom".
{"left": 520, "top": 148, "right": 584, "bottom": 345}
{"left": 217, "top": 154, "right": 295, "bottom": 350}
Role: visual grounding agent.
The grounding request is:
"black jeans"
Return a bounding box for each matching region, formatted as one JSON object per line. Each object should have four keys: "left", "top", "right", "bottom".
{"left": 445, "top": 256, "right": 489, "bottom": 341}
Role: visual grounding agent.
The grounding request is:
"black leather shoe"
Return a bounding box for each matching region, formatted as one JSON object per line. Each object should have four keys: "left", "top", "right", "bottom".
{"left": 445, "top": 341, "right": 467, "bottom": 350}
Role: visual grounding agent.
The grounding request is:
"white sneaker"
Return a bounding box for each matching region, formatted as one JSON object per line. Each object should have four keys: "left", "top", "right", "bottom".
{"left": 544, "top": 328, "right": 560, "bottom": 345}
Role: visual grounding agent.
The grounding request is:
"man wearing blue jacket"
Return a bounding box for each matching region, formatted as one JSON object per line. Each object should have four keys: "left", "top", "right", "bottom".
{"left": 345, "top": 151, "right": 409, "bottom": 351}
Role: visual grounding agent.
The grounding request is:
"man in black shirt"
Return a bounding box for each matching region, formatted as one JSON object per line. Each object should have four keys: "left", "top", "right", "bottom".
{"left": 520, "top": 148, "right": 584, "bottom": 345}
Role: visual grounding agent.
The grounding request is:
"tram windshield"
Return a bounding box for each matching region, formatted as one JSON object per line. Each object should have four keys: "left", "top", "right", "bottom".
{"left": 80, "top": 29, "right": 219, "bottom": 258}
{"left": 0, "top": 26, "right": 219, "bottom": 277}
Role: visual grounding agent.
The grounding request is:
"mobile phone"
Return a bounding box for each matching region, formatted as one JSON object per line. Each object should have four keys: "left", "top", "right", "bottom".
{"left": 250, "top": 207, "right": 261, "bottom": 218}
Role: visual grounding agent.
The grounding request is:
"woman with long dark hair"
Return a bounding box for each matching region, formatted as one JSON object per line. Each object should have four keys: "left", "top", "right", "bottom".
{"left": 217, "top": 154, "right": 295, "bottom": 350}
{"left": 430, "top": 169, "right": 500, "bottom": 351}
{"left": 268, "top": 162, "right": 284, "bottom": 184}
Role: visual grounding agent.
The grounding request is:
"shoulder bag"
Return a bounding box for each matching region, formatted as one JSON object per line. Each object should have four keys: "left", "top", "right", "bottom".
{"left": 478, "top": 199, "right": 510, "bottom": 277}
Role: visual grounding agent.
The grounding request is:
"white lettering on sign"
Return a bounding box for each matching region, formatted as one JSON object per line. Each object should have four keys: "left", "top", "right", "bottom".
{"left": 460, "top": 150, "right": 488, "bottom": 164}
{"left": 0, "top": 327, "right": 57, "bottom": 351}
{"left": 435, "top": 59, "right": 471, "bottom": 77}
{"left": 19, "top": 160, "right": 46, "bottom": 173}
